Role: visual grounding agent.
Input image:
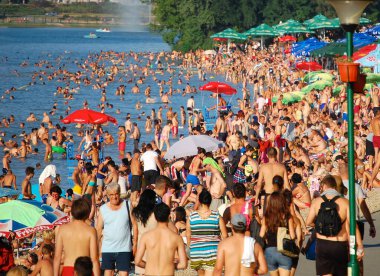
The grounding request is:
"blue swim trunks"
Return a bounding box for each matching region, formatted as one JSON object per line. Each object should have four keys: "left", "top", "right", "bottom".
{"left": 41, "top": 194, "right": 48, "bottom": 204}
{"left": 319, "top": 103, "right": 326, "bottom": 111}
{"left": 187, "top": 174, "right": 200, "bottom": 185}
{"left": 342, "top": 112, "right": 348, "bottom": 121}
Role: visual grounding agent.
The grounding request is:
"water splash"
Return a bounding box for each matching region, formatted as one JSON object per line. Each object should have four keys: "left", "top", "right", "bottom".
{"left": 116, "top": 0, "right": 152, "bottom": 32}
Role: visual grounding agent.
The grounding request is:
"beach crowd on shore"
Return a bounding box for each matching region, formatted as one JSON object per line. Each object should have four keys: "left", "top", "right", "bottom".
{"left": 0, "top": 37, "right": 379, "bottom": 276}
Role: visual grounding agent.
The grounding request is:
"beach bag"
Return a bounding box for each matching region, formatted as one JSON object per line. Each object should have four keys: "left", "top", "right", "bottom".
{"left": 315, "top": 195, "right": 342, "bottom": 237}
{"left": 277, "top": 226, "right": 299, "bottom": 258}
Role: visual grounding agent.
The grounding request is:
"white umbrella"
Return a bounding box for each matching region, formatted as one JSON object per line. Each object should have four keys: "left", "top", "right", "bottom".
{"left": 204, "top": 49, "right": 217, "bottom": 55}
{"left": 164, "top": 135, "right": 224, "bottom": 160}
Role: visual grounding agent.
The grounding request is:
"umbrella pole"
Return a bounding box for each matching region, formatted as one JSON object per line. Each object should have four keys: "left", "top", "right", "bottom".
{"left": 261, "top": 36, "right": 264, "bottom": 51}
{"left": 216, "top": 88, "right": 219, "bottom": 118}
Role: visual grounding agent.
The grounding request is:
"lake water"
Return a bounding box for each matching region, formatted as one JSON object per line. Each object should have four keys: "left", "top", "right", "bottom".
{"left": 0, "top": 28, "right": 237, "bottom": 191}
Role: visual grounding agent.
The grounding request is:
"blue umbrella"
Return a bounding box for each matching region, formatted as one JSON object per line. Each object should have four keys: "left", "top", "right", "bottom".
{"left": 0, "top": 188, "right": 20, "bottom": 198}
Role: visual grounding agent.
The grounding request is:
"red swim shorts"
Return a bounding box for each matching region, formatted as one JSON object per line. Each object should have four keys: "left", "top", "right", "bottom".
{"left": 118, "top": 141, "right": 126, "bottom": 151}
{"left": 61, "top": 266, "right": 74, "bottom": 276}
{"left": 373, "top": 136, "right": 380, "bottom": 148}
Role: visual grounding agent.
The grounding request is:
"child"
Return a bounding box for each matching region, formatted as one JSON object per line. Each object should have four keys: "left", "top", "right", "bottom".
{"left": 74, "top": 256, "right": 93, "bottom": 276}
{"left": 29, "top": 244, "right": 54, "bottom": 276}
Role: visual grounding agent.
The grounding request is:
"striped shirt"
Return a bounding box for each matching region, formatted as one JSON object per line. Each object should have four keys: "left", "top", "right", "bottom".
{"left": 189, "top": 210, "right": 221, "bottom": 270}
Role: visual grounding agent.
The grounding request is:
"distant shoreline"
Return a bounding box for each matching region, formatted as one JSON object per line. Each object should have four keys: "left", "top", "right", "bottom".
{"left": 0, "top": 23, "right": 151, "bottom": 29}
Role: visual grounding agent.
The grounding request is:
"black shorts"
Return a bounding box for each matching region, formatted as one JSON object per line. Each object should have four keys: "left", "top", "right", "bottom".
{"left": 144, "top": 170, "right": 159, "bottom": 186}
{"left": 131, "top": 175, "right": 142, "bottom": 192}
{"left": 101, "top": 251, "right": 132, "bottom": 272}
{"left": 316, "top": 238, "right": 349, "bottom": 276}
{"left": 366, "top": 139, "right": 375, "bottom": 156}
{"left": 218, "top": 132, "right": 227, "bottom": 142}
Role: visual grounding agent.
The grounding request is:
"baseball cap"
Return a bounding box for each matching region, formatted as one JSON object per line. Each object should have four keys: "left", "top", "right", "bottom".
{"left": 231, "top": 214, "right": 246, "bottom": 231}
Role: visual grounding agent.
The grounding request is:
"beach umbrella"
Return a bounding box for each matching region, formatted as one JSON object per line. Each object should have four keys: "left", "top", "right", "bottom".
{"left": 0, "top": 200, "right": 70, "bottom": 239}
{"left": 352, "top": 44, "right": 377, "bottom": 60}
{"left": 302, "top": 80, "right": 333, "bottom": 93}
{"left": 199, "top": 82, "right": 237, "bottom": 95}
{"left": 275, "top": 19, "right": 314, "bottom": 34}
{"left": 0, "top": 188, "right": 20, "bottom": 198}
{"left": 304, "top": 14, "right": 340, "bottom": 30}
{"left": 364, "top": 73, "right": 380, "bottom": 84}
{"left": 303, "top": 71, "right": 334, "bottom": 83}
{"left": 164, "top": 135, "right": 224, "bottom": 160}
{"left": 210, "top": 28, "right": 247, "bottom": 40}
{"left": 296, "top": 61, "right": 323, "bottom": 71}
{"left": 244, "top": 24, "right": 280, "bottom": 48}
{"left": 278, "top": 35, "right": 297, "bottom": 43}
{"left": 61, "top": 109, "right": 117, "bottom": 125}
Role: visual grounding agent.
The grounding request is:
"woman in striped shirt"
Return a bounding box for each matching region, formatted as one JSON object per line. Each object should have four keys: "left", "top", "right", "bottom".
{"left": 186, "top": 189, "right": 227, "bottom": 275}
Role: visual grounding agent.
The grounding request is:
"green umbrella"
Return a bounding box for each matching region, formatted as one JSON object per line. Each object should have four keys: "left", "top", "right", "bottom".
{"left": 245, "top": 23, "right": 280, "bottom": 37}
{"left": 310, "top": 43, "right": 360, "bottom": 57}
{"left": 303, "top": 71, "right": 335, "bottom": 83}
{"left": 0, "top": 200, "right": 45, "bottom": 227}
{"left": 304, "top": 14, "right": 340, "bottom": 30}
{"left": 303, "top": 80, "right": 333, "bottom": 92}
{"left": 211, "top": 28, "right": 247, "bottom": 40}
{"left": 332, "top": 17, "right": 371, "bottom": 26}
{"left": 333, "top": 85, "right": 343, "bottom": 96}
{"left": 365, "top": 73, "right": 380, "bottom": 83}
{"left": 275, "top": 19, "right": 314, "bottom": 34}
{"left": 244, "top": 24, "right": 279, "bottom": 49}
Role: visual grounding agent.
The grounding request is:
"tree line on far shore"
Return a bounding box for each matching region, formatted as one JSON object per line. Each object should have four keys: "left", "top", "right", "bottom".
{"left": 152, "top": 0, "right": 380, "bottom": 52}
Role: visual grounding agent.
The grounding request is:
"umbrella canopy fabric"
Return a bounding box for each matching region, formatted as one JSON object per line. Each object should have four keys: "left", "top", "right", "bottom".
{"left": 164, "top": 135, "right": 224, "bottom": 160}
{"left": 356, "top": 44, "right": 380, "bottom": 73}
{"left": 278, "top": 35, "right": 297, "bottom": 43}
{"left": 275, "top": 19, "right": 314, "bottom": 34}
{"left": 296, "top": 61, "right": 323, "bottom": 71}
{"left": 61, "top": 109, "right": 117, "bottom": 125}
{"left": 244, "top": 23, "right": 280, "bottom": 37}
{"left": 0, "top": 188, "right": 20, "bottom": 198}
{"left": 291, "top": 38, "right": 328, "bottom": 57}
{"left": 304, "top": 14, "right": 339, "bottom": 30}
{"left": 0, "top": 200, "right": 70, "bottom": 238}
{"left": 352, "top": 44, "right": 377, "bottom": 60}
{"left": 199, "top": 82, "right": 237, "bottom": 95}
{"left": 301, "top": 80, "right": 333, "bottom": 93}
{"left": 210, "top": 28, "right": 247, "bottom": 40}
{"left": 303, "top": 71, "right": 334, "bottom": 83}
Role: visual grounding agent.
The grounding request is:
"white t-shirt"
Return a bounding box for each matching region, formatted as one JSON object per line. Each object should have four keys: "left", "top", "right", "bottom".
{"left": 343, "top": 180, "right": 366, "bottom": 220}
{"left": 140, "top": 150, "right": 158, "bottom": 171}
{"left": 256, "top": 97, "right": 266, "bottom": 111}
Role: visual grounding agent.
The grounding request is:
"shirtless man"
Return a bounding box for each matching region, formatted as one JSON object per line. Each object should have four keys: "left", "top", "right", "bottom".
{"left": 124, "top": 115, "right": 132, "bottom": 133}
{"left": 203, "top": 157, "right": 226, "bottom": 212}
{"left": 131, "top": 84, "right": 140, "bottom": 94}
{"left": 214, "top": 214, "right": 268, "bottom": 276}
{"left": 161, "top": 93, "right": 170, "bottom": 104}
{"left": 130, "top": 149, "right": 143, "bottom": 206}
{"left": 21, "top": 167, "right": 36, "bottom": 200}
{"left": 215, "top": 114, "right": 227, "bottom": 142}
{"left": 256, "top": 147, "right": 290, "bottom": 201}
{"left": 180, "top": 147, "right": 206, "bottom": 207}
{"left": 2, "top": 169, "right": 16, "bottom": 189}
{"left": 118, "top": 126, "right": 126, "bottom": 157}
{"left": 306, "top": 175, "right": 364, "bottom": 276}
{"left": 135, "top": 203, "right": 187, "bottom": 275}
{"left": 30, "top": 244, "right": 54, "bottom": 276}
{"left": 54, "top": 198, "right": 100, "bottom": 276}
{"left": 26, "top": 112, "right": 38, "bottom": 122}
{"left": 2, "top": 151, "right": 11, "bottom": 174}
{"left": 226, "top": 132, "right": 241, "bottom": 151}
{"left": 159, "top": 120, "right": 172, "bottom": 151}
{"left": 130, "top": 122, "right": 141, "bottom": 151}
{"left": 103, "top": 131, "right": 114, "bottom": 145}
{"left": 42, "top": 112, "right": 50, "bottom": 123}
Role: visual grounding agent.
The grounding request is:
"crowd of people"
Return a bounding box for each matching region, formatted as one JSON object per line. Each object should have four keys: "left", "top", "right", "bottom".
{"left": 0, "top": 37, "right": 379, "bottom": 276}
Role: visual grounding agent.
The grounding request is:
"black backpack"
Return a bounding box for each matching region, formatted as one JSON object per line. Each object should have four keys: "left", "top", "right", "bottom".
{"left": 315, "top": 195, "right": 342, "bottom": 237}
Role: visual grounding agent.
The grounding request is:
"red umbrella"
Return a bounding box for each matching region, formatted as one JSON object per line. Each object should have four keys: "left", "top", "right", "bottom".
{"left": 213, "top": 37, "right": 228, "bottom": 42}
{"left": 199, "top": 82, "right": 237, "bottom": 95}
{"left": 296, "top": 61, "right": 323, "bottom": 71}
{"left": 61, "top": 109, "right": 117, "bottom": 125}
{"left": 278, "top": 35, "right": 297, "bottom": 43}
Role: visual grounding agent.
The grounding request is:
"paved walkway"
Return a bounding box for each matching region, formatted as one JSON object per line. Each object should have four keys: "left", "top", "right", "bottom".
{"left": 295, "top": 211, "right": 380, "bottom": 276}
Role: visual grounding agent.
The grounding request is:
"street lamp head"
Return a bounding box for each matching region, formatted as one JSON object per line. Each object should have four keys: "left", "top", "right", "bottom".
{"left": 327, "top": 0, "right": 372, "bottom": 32}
